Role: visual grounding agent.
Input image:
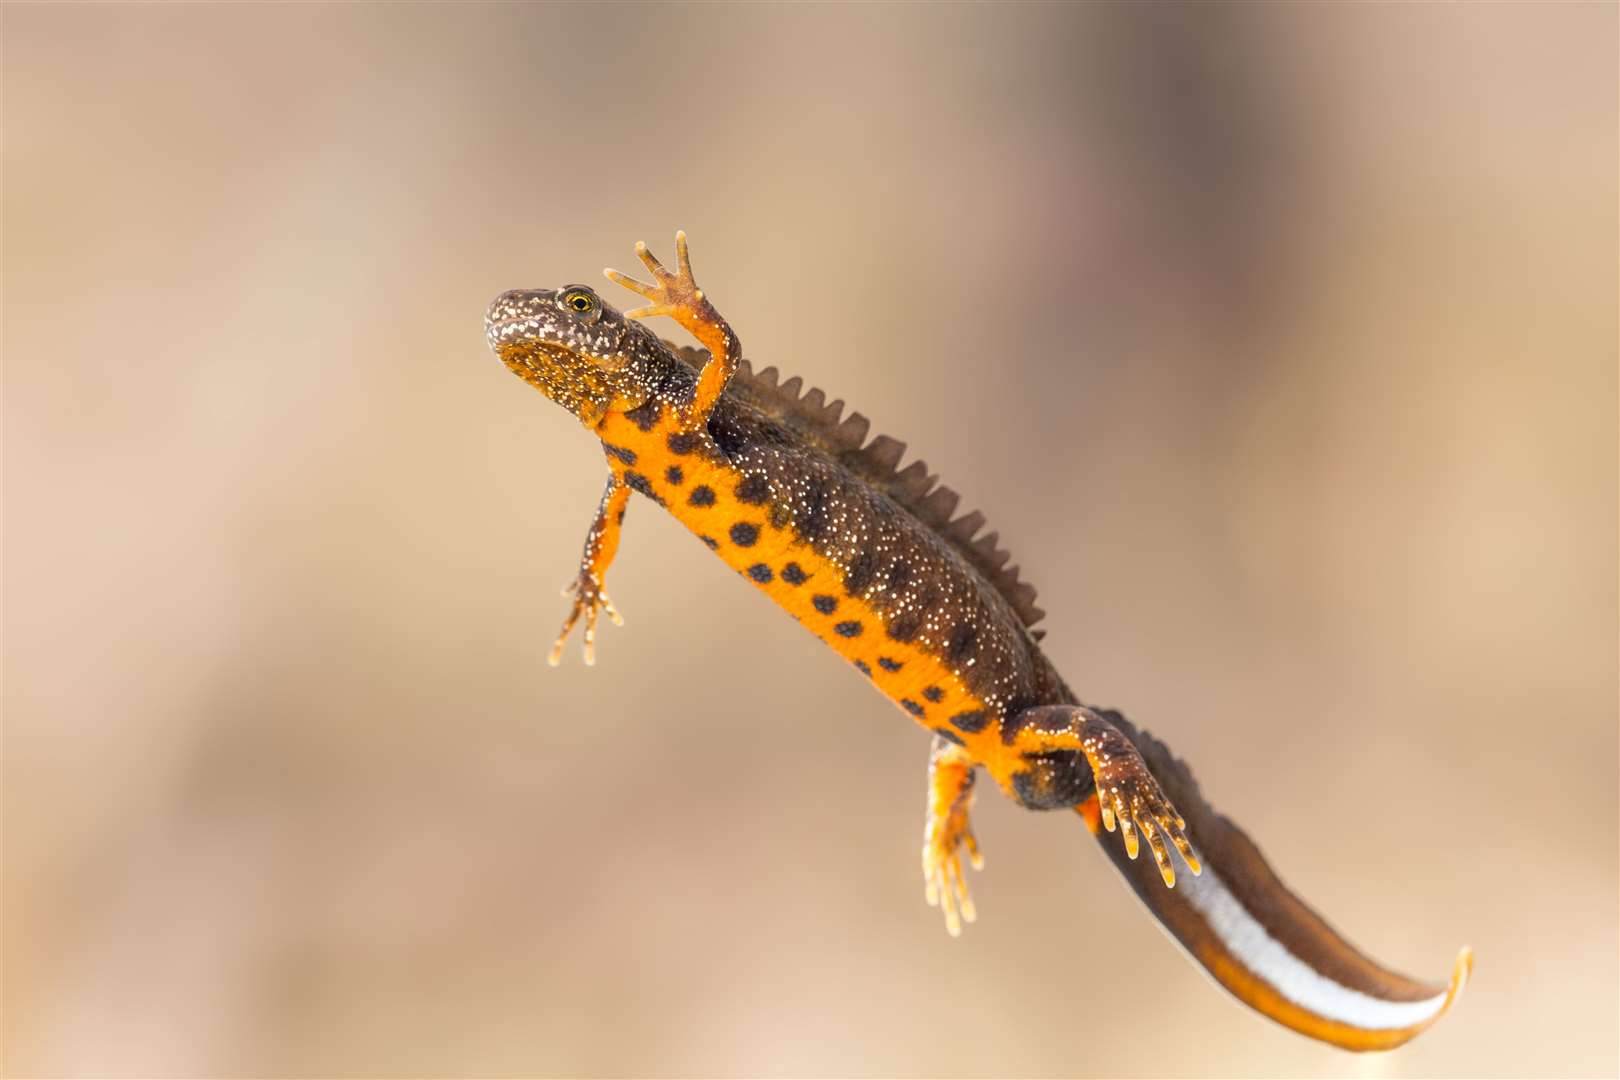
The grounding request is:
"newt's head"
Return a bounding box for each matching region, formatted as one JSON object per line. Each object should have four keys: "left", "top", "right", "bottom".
{"left": 485, "top": 285, "right": 670, "bottom": 425}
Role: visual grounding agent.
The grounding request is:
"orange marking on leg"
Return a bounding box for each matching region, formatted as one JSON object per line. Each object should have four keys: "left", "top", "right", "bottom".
{"left": 1077, "top": 793, "right": 1102, "bottom": 833}
{"left": 605, "top": 232, "right": 740, "bottom": 427}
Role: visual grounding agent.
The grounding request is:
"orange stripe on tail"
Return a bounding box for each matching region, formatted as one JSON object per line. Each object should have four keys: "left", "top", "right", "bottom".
{"left": 1081, "top": 712, "right": 1471, "bottom": 1052}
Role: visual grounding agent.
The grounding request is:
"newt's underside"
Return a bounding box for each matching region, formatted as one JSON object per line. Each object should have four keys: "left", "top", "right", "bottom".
{"left": 485, "top": 233, "right": 1471, "bottom": 1052}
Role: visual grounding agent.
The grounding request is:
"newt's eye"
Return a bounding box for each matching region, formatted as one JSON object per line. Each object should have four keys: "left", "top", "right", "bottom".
{"left": 563, "top": 290, "right": 597, "bottom": 314}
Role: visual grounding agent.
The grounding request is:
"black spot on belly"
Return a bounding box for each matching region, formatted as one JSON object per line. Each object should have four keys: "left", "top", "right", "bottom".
{"left": 923, "top": 686, "right": 944, "bottom": 703}
{"left": 886, "top": 614, "right": 922, "bottom": 643}
{"left": 854, "top": 660, "right": 872, "bottom": 677}
{"left": 664, "top": 465, "right": 684, "bottom": 485}
{"left": 602, "top": 443, "right": 637, "bottom": 465}
{"left": 666, "top": 432, "right": 698, "bottom": 455}
{"left": 878, "top": 657, "right": 904, "bottom": 672}
{"left": 934, "top": 728, "right": 965, "bottom": 748}
{"left": 834, "top": 620, "right": 863, "bottom": 638}
{"left": 729, "top": 522, "right": 759, "bottom": 547}
{"left": 623, "top": 471, "right": 662, "bottom": 504}
{"left": 901, "top": 698, "right": 925, "bottom": 718}
{"left": 950, "top": 709, "right": 990, "bottom": 734}
{"left": 700, "top": 535, "right": 719, "bottom": 549}
{"left": 689, "top": 485, "right": 716, "bottom": 507}
{"left": 735, "top": 475, "right": 770, "bottom": 504}
{"left": 844, "top": 550, "right": 877, "bottom": 596}
{"left": 945, "top": 623, "right": 979, "bottom": 663}
{"left": 1011, "top": 749, "right": 1091, "bottom": 811}
{"left": 747, "top": 563, "right": 773, "bottom": 583}
{"left": 812, "top": 594, "right": 838, "bottom": 614}
{"left": 781, "top": 562, "right": 808, "bottom": 585}
{"left": 624, "top": 401, "right": 660, "bottom": 431}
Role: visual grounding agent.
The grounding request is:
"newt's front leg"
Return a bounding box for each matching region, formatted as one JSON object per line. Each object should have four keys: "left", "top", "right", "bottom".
{"left": 922, "top": 734, "right": 984, "bottom": 936}
{"left": 605, "top": 231, "right": 741, "bottom": 428}
{"left": 550, "top": 473, "right": 630, "bottom": 667}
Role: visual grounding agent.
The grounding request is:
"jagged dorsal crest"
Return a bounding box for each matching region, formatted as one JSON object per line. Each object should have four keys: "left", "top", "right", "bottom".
{"left": 672, "top": 346, "right": 1046, "bottom": 631}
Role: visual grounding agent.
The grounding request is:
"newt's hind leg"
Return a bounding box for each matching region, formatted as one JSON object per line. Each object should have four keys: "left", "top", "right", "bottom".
{"left": 604, "top": 231, "right": 741, "bottom": 428}
{"left": 550, "top": 472, "right": 629, "bottom": 667}
{"left": 1004, "top": 705, "right": 1201, "bottom": 888}
{"left": 922, "top": 734, "right": 984, "bottom": 936}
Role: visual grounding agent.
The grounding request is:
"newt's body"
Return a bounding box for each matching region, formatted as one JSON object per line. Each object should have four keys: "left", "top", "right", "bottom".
{"left": 486, "top": 234, "right": 1471, "bottom": 1052}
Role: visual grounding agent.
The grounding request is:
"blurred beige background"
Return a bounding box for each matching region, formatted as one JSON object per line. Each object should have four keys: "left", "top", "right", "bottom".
{"left": 4, "top": 3, "right": 1615, "bottom": 1078}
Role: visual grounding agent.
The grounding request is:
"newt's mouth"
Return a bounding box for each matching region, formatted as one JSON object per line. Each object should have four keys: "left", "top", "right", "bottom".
{"left": 486, "top": 315, "right": 574, "bottom": 356}
{"left": 486, "top": 314, "right": 552, "bottom": 339}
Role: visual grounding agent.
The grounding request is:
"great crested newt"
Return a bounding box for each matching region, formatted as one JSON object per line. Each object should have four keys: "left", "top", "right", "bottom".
{"left": 485, "top": 232, "right": 1471, "bottom": 1051}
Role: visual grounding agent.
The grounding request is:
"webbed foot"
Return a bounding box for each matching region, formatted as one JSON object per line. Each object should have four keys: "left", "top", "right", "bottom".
{"left": 1079, "top": 714, "right": 1201, "bottom": 887}
{"left": 605, "top": 232, "right": 740, "bottom": 424}
{"left": 548, "top": 571, "right": 622, "bottom": 667}
{"left": 605, "top": 231, "right": 714, "bottom": 328}
{"left": 923, "top": 736, "right": 983, "bottom": 936}
{"left": 923, "top": 802, "right": 983, "bottom": 937}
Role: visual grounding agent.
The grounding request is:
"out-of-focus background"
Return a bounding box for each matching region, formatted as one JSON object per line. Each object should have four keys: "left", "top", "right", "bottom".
{"left": 4, "top": 4, "right": 1615, "bottom": 1077}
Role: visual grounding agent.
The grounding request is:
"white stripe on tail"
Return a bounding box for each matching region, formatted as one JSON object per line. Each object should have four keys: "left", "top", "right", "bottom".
{"left": 1082, "top": 708, "right": 1471, "bottom": 1051}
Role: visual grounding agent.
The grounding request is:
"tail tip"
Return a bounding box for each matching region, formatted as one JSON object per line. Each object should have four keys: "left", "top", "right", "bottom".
{"left": 1443, "top": 945, "right": 1474, "bottom": 1014}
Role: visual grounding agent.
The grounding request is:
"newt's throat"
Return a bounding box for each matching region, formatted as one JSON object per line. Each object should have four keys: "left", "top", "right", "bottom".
{"left": 499, "top": 341, "right": 645, "bottom": 424}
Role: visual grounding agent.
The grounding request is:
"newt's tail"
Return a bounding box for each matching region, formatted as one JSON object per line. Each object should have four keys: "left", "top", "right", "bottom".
{"left": 1082, "top": 709, "right": 1471, "bottom": 1052}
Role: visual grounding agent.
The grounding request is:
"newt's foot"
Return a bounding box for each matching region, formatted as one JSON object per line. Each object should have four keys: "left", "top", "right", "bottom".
{"left": 1080, "top": 714, "right": 1201, "bottom": 887}
{"left": 604, "top": 231, "right": 717, "bottom": 330}
{"left": 548, "top": 572, "right": 621, "bottom": 667}
{"left": 922, "top": 785, "right": 983, "bottom": 937}
{"left": 607, "top": 231, "right": 740, "bottom": 426}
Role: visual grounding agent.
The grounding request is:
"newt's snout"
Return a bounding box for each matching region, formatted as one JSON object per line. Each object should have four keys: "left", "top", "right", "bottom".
{"left": 485, "top": 288, "right": 559, "bottom": 351}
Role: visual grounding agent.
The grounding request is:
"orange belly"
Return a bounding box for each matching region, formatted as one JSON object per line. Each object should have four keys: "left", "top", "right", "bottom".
{"left": 596, "top": 410, "right": 1007, "bottom": 763}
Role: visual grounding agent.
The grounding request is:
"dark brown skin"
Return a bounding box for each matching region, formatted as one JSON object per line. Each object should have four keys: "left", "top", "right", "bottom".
{"left": 485, "top": 233, "right": 1470, "bottom": 1051}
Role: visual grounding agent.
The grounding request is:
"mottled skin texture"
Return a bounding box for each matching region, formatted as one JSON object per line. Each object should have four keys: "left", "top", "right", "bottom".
{"left": 485, "top": 235, "right": 1470, "bottom": 1051}
{"left": 486, "top": 236, "right": 1198, "bottom": 924}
